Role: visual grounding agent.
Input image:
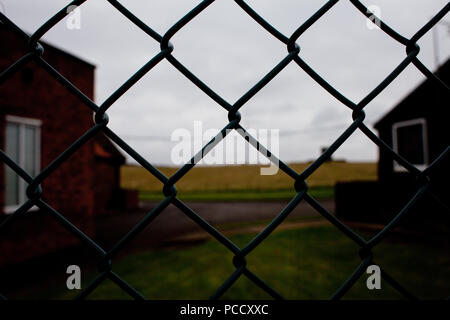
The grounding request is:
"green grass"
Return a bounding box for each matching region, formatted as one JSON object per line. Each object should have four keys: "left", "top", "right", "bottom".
{"left": 139, "top": 186, "right": 334, "bottom": 202}
{"left": 122, "top": 162, "right": 376, "bottom": 201}
{"left": 51, "top": 225, "right": 449, "bottom": 300}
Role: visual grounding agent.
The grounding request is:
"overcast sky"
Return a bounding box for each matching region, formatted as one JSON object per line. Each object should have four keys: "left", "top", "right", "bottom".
{"left": 2, "top": 0, "right": 449, "bottom": 166}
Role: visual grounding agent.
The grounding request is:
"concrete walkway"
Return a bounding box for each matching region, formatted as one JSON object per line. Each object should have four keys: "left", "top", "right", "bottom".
{"left": 94, "top": 199, "right": 335, "bottom": 251}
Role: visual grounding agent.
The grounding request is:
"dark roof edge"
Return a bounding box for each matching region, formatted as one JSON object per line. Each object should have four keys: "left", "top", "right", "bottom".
{"left": 373, "top": 58, "right": 450, "bottom": 129}
{"left": 0, "top": 23, "right": 96, "bottom": 69}
{"left": 40, "top": 39, "right": 96, "bottom": 69}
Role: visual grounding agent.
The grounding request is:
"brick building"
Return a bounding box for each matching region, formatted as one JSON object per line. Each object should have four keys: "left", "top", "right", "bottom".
{"left": 0, "top": 25, "right": 132, "bottom": 267}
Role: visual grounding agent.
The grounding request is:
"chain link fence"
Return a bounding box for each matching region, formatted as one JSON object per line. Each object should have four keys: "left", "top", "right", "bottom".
{"left": 0, "top": 0, "right": 449, "bottom": 300}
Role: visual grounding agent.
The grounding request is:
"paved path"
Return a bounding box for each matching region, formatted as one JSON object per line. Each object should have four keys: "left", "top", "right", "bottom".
{"left": 95, "top": 200, "right": 335, "bottom": 251}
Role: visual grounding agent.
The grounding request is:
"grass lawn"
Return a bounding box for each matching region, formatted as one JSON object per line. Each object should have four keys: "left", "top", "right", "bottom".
{"left": 53, "top": 225, "right": 449, "bottom": 300}
{"left": 139, "top": 186, "right": 334, "bottom": 202}
{"left": 121, "top": 162, "right": 376, "bottom": 201}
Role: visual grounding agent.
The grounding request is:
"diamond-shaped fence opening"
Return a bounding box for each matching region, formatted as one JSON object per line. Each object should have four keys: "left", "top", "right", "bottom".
{"left": 0, "top": 0, "right": 449, "bottom": 300}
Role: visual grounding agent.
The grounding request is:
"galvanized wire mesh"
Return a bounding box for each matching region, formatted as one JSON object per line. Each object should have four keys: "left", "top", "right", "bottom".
{"left": 0, "top": 0, "right": 449, "bottom": 300}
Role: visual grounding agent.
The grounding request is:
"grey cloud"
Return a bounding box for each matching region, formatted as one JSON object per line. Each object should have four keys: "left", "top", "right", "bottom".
{"left": 2, "top": 0, "right": 449, "bottom": 165}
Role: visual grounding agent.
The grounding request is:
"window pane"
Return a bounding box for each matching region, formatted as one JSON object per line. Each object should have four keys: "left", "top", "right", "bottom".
{"left": 5, "top": 167, "right": 19, "bottom": 206}
{"left": 24, "top": 125, "right": 37, "bottom": 176}
{"left": 5, "top": 123, "right": 20, "bottom": 206}
{"left": 396, "top": 123, "right": 425, "bottom": 165}
{"left": 6, "top": 122, "right": 19, "bottom": 161}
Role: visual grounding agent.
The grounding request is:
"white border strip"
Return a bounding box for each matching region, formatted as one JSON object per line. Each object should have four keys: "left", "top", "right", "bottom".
{"left": 392, "top": 117, "right": 428, "bottom": 172}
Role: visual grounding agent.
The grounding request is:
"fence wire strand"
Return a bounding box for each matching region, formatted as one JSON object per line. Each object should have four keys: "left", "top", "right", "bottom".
{"left": 0, "top": 0, "right": 449, "bottom": 300}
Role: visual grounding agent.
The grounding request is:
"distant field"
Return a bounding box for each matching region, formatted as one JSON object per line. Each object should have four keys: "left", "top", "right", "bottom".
{"left": 121, "top": 162, "right": 377, "bottom": 201}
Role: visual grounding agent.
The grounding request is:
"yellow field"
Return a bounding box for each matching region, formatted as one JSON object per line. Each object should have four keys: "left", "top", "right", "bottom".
{"left": 121, "top": 162, "right": 377, "bottom": 192}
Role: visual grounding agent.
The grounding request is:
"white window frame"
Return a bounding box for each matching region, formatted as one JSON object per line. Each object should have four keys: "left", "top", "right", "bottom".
{"left": 392, "top": 118, "right": 428, "bottom": 172}
{"left": 4, "top": 115, "right": 42, "bottom": 214}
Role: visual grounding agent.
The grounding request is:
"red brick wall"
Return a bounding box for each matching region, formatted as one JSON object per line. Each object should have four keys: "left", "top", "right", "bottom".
{"left": 0, "top": 26, "right": 98, "bottom": 266}
{"left": 94, "top": 159, "right": 120, "bottom": 215}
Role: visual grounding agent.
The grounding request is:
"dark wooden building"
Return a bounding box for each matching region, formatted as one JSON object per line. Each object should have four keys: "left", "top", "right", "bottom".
{"left": 375, "top": 59, "right": 449, "bottom": 184}
{"left": 336, "top": 59, "right": 449, "bottom": 226}
{"left": 0, "top": 25, "right": 134, "bottom": 268}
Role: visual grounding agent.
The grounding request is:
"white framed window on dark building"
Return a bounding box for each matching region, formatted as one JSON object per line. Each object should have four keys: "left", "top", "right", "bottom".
{"left": 392, "top": 118, "right": 428, "bottom": 172}
{"left": 4, "top": 115, "right": 41, "bottom": 214}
